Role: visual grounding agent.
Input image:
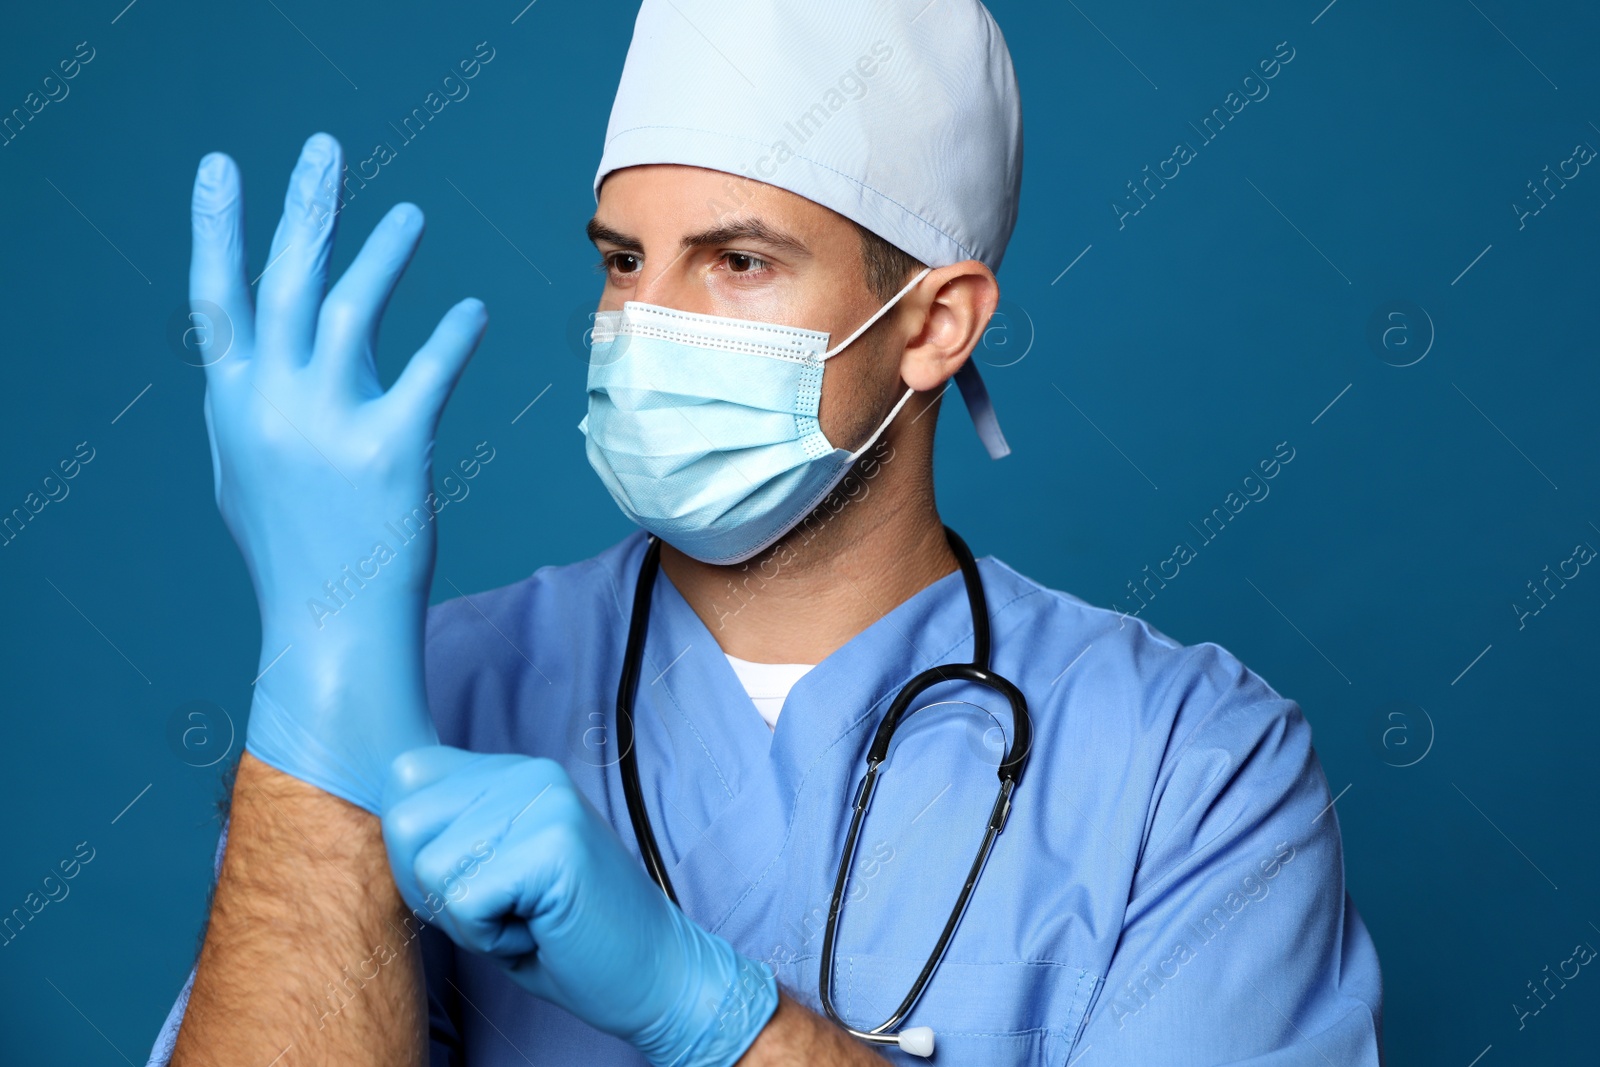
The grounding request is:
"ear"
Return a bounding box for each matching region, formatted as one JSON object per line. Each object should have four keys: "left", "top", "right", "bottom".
{"left": 898, "top": 261, "right": 1000, "bottom": 392}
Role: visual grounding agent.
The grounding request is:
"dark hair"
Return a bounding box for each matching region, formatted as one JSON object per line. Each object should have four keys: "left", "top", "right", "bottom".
{"left": 854, "top": 222, "right": 925, "bottom": 303}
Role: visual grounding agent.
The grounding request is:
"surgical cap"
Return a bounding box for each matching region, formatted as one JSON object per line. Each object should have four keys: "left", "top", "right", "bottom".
{"left": 594, "top": 0, "right": 1021, "bottom": 459}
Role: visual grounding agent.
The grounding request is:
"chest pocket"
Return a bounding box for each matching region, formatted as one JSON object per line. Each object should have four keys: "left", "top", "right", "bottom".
{"left": 773, "top": 954, "right": 1100, "bottom": 1065}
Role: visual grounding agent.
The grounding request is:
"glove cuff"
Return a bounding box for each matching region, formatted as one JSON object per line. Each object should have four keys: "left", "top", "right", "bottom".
{"left": 635, "top": 922, "right": 780, "bottom": 1067}
{"left": 245, "top": 685, "right": 438, "bottom": 813}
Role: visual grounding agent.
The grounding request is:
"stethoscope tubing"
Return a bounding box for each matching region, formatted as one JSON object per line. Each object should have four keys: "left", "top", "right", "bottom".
{"left": 613, "top": 526, "right": 1033, "bottom": 1051}
{"left": 615, "top": 533, "right": 679, "bottom": 906}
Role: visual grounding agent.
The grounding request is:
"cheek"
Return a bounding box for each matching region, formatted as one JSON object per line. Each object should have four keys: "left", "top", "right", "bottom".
{"left": 701, "top": 272, "right": 801, "bottom": 325}
{"left": 817, "top": 332, "right": 901, "bottom": 451}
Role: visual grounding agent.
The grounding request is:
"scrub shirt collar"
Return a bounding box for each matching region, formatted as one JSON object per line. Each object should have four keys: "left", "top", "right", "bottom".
{"left": 616, "top": 530, "right": 998, "bottom": 934}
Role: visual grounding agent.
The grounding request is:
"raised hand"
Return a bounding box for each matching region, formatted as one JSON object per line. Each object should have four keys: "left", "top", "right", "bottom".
{"left": 189, "top": 132, "right": 487, "bottom": 811}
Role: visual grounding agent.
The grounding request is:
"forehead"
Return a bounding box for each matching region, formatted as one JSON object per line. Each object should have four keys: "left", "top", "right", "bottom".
{"left": 593, "top": 164, "right": 857, "bottom": 247}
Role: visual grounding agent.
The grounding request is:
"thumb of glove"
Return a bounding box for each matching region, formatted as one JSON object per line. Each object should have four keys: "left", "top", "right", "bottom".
{"left": 383, "top": 745, "right": 483, "bottom": 810}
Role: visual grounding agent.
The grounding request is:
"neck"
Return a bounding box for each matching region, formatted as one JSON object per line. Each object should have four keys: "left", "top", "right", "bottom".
{"left": 659, "top": 431, "right": 958, "bottom": 665}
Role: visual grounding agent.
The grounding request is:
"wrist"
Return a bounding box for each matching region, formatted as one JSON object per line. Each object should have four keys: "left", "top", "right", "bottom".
{"left": 246, "top": 661, "right": 437, "bottom": 813}
{"left": 632, "top": 918, "right": 779, "bottom": 1067}
{"left": 259, "top": 584, "right": 427, "bottom": 668}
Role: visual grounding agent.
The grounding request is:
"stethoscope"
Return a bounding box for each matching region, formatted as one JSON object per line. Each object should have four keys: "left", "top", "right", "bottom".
{"left": 615, "top": 525, "right": 1033, "bottom": 1058}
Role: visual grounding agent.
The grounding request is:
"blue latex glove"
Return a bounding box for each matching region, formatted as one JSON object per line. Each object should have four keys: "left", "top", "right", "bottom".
{"left": 382, "top": 745, "right": 780, "bottom": 1066}
{"left": 189, "top": 133, "right": 487, "bottom": 811}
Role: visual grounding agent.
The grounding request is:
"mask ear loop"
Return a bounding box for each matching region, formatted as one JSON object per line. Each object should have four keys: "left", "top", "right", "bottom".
{"left": 820, "top": 266, "right": 932, "bottom": 460}
{"left": 819, "top": 267, "right": 933, "bottom": 361}
{"left": 847, "top": 385, "right": 917, "bottom": 461}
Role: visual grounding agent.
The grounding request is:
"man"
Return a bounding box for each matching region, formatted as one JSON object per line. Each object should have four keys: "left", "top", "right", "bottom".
{"left": 152, "top": 1, "right": 1383, "bottom": 1064}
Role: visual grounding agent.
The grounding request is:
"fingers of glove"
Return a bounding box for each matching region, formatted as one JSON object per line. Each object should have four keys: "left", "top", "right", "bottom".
{"left": 255, "top": 133, "right": 343, "bottom": 367}
{"left": 419, "top": 772, "right": 626, "bottom": 964}
{"left": 394, "top": 756, "right": 583, "bottom": 865}
{"left": 382, "top": 750, "right": 532, "bottom": 909}
{"left": 413, "top": 833, "right": 539, "bottom": 959}
{"left": 500, "top": 952, "right": 552, "bottom": 1001}
{"left": 396, "top": 759, "right": 586, "bottom": 941}
{"left": 188, "top": 152, "right": 253, "bottom": 378}
{"left": 311, "top": 202, "right": 426, "bottom": 398}
{"left": 202, "top": 387, "right": 222, "bottom": 507}
{"left": 383, "top": 297, "right": 488, "bottom": 432}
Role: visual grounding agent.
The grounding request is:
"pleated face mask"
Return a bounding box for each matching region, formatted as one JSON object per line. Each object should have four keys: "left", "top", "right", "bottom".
{"left": 577, "top": 268, "right": 931, "bottom": 565}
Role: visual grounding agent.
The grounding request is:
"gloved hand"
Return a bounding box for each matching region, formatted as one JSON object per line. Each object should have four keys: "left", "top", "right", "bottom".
{"left": 381, "top": 746, "right": 780, "bottom": 1066}
{"left": 189, "top": 133, "right": 487, "bottom": 811}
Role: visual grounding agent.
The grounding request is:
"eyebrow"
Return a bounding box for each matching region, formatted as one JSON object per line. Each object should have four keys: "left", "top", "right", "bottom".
{"left": 586, "top": 217, "right": 642, "bottom": 252}
{"left": 585, "top": 215, "right": 812, "bottom": 259}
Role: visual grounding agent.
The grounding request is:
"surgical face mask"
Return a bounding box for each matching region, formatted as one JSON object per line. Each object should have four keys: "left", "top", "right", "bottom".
{"left": 577, "top": 267, "right": 932, "bottom": 565}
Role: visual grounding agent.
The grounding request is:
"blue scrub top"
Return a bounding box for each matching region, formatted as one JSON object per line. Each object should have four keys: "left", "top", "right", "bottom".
{"left": 148, "top": 531, "right": 1382, "bottom": 1066}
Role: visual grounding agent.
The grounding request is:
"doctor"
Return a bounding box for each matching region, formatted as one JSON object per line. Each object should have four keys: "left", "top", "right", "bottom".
{"left": 157, "top": 1, "right": 1382, "bottom": 1064}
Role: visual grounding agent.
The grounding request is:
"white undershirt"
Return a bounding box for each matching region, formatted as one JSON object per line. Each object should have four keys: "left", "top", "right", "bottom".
{"left": 723, "top": 652, "right": 816, "bottom": 730}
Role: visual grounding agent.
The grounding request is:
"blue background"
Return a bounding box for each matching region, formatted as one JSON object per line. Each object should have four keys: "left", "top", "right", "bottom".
{"left": 1, "top": 0, "right": 1595, "bottom": 1062}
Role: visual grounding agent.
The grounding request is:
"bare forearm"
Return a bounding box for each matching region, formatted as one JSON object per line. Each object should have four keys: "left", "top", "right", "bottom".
{"left": 172, "top": 752, "right": 426, "bottom": 1065}
{"left": 739, "top": 990, "right": 887, "bottom": 1065}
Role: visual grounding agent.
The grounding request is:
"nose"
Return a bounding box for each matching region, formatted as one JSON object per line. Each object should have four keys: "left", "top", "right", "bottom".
{"left": 631, "top": 253, "right": 709, "bottom": 313}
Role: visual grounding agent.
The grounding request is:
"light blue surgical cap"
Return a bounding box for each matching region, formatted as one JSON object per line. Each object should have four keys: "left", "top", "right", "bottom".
{"left": 594, "top": 0, "right": 1022, "bottom": 459}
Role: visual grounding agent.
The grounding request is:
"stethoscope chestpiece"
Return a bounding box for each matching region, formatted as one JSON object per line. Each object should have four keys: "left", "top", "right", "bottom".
{"left": 896, "top": 1027, "right": 936, "bottom": 1057}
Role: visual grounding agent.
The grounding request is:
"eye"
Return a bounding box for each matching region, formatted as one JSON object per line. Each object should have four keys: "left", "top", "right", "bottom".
{"left": 601, "top": 252, "right": 642, "bottom": 277}
{"left": 722, "top": 252, "right": 772, "bottom": 275}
